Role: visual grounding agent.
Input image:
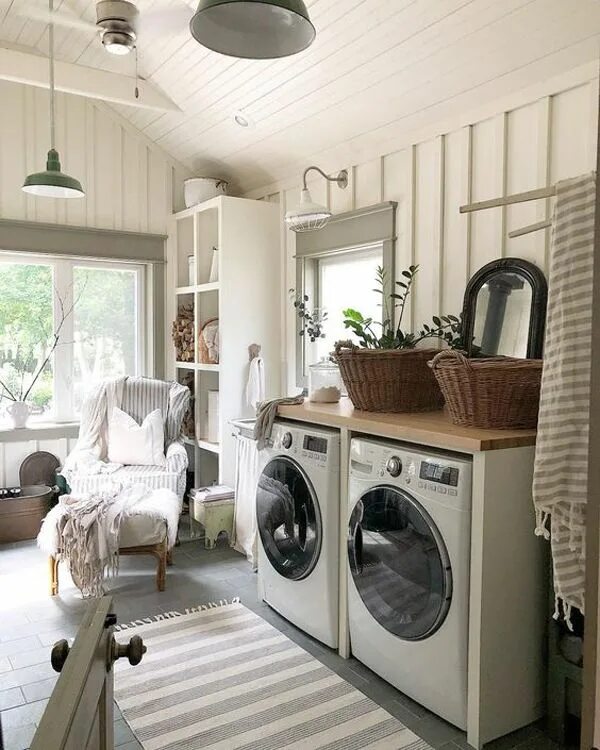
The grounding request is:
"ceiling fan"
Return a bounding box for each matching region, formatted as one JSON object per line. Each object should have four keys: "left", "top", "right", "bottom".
{"left": 18, "top": 0, "right": 193, "bottom": 56}
{"left": 16, "top": 0, "right": 316, "bottom": 59}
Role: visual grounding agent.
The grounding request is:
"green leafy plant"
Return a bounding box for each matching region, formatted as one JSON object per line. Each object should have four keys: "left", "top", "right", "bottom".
{"left": 342, "top": 265, "right": 463, "bottom": 350}
{"left": 289, "top": 289, "right": 328, "bottom": 342}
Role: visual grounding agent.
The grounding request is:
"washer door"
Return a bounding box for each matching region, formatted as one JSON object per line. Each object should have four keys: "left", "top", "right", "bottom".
{"left": 348, "top": 486, "right": 452, "bottom": 640}
{"left": 257, "top": 457, "right": 322, "bottom": 581}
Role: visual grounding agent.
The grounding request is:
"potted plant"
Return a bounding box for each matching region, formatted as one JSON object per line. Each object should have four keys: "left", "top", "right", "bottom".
{"left": 334, "top": 265, "right": 463, "bottom": 412}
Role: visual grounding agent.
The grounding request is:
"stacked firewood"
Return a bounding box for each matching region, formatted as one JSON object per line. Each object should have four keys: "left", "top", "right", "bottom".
{"left": 172, "top": 305, "right": 194, "bottom": 362}
{"left": 181, "top": 372, "right": 195, "bottom": 438}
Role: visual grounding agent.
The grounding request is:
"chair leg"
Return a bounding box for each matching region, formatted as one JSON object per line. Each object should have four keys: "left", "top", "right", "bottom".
{"left": 49, "top": 556, "right": 59, "bottom": 596}
{"left": 156, "top": 541, "right": 167, "bottom": 592}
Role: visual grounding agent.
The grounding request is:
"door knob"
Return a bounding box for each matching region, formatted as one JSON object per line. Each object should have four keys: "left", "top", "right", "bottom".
{"left": 108, "top": 634, "right": 146, "bottom": 668}
{"left": 50, "top": 639, "right": 70, "bottom": 673}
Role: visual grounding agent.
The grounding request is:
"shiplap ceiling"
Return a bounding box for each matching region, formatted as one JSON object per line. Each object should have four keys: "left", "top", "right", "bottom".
{"left": 1, "top": 0, "right": 599, "bottom": 193}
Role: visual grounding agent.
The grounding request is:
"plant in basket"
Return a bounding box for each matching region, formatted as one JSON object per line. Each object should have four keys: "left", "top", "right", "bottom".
{"left": 334, "top": 265, "right": 463, "bottom": 413}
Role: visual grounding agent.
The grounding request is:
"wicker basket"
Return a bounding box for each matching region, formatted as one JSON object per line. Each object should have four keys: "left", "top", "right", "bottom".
{"left": 428, "top": 350, "right": 542, "bottom": 429}
{"left": 334, "top": 343, "right": 444, "bottom": 413}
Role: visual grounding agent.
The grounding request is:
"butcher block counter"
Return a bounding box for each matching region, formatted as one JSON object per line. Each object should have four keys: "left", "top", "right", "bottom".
{"left": 277, "top": 397, "right": 536, "bottom": 453}
{"left": 275, "top": 395, "right": 542, "bottom": 749}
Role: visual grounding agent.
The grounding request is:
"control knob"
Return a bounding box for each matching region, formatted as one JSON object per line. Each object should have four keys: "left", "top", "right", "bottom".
{"left": 386, "top": 456, "right": 402, "bottom": 478}
{"left": 282, "top": 432, "right": 293, "bottom": 449}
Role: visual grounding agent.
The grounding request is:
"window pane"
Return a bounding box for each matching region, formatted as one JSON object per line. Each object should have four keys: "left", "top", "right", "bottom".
{"left": 73, "top": 266, "right": 140, "bottom": 412}
{"left": 0, "top": 262, "right": 54, "bottom": 419}
{"left": 317, "top": 247, "right": 383, "bottom": 358}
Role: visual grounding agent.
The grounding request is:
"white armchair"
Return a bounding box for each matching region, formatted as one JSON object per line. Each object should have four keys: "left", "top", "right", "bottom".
{"left": 50, "top": 376, "right": 191, "bottom": 595}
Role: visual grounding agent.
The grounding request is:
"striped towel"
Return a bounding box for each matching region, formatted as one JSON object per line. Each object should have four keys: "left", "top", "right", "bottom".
{"left": 533, "top": 172, "right": 596, "bottom": 626}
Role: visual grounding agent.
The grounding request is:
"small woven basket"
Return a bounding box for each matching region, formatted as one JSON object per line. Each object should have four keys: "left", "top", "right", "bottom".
{"left": 334, "top": 342, "right": 444, "bottom": 413}
{"left": 428, "top": 350, "right": 542, "bottom": 429}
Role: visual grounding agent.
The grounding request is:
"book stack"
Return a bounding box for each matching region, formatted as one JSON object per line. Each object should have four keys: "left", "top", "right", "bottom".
{"left": 190, "top": 485, "right": 235, "bottom": 503}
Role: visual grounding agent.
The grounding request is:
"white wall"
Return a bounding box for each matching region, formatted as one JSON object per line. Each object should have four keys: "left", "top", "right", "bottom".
{"left": 248, "top": 63, "right": 599, "bottom": 393}
{"left": 0, "top": 80, "right": 189, "bottom": 233}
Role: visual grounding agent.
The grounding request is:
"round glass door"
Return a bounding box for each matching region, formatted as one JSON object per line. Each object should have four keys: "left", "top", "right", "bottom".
{"left": 257, "top": 457, "right": 322, "bottom": 581}
{"left": 348, "top": 486, "right": 452, "bottom": 640}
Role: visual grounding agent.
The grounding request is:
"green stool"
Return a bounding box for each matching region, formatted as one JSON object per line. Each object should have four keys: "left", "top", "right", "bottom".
{"left": 189, "top": 497, "right": 235, "bottom": 549}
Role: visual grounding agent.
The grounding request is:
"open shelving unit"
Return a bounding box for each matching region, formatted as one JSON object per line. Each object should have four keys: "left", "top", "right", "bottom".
{"left": 166, "top": 195, "right": 281, "bottom": 489}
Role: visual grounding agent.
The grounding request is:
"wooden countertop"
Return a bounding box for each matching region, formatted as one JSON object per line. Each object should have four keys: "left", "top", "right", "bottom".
{"left": 277, "top": 398, "right": 536, "bottom": 453}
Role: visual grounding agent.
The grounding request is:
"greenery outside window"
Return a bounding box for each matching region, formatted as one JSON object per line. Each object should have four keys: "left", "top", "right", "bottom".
{"left": 0, "top": 253, "right": 146, "bottom": 424}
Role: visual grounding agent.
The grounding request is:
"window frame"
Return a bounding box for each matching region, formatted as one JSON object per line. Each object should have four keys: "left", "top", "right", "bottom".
{"left": 295, "top": 239, "right": 394, "bottom": 388}
{"left": 0, "top": 251, "right": 148, "bottom": 424}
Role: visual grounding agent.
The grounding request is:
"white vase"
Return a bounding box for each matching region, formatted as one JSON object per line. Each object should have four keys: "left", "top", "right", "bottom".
{"left": 6, "top": 401, "right": 31, "bottom": 429}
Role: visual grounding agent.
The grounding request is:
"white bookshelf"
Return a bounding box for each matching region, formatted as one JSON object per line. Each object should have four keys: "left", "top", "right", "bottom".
{"left": 166, "top": 195, "right": 281, "bottom": 489}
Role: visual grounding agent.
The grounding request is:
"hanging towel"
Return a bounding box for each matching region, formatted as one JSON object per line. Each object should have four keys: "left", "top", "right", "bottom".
{"left": 533, "top": 172, "right": 596, "bottom": 626}
{"left": 246, "top": 356, "right": 265, "bottom": 411}
{"left": 233, "top": 434, "right": 260, "bottom": 568}
{"left": 254, "top": 396, "right": 304, "bottom": 450}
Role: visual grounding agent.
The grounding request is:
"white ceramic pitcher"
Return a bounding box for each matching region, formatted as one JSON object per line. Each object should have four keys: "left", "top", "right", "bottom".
{"left": 6, "top": 401, "right": 31, "bottom": 429}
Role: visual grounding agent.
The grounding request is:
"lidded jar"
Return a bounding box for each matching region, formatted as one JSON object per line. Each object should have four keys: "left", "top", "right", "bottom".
{"left": 308, "top": 358, "right": 343, "bottom": 403}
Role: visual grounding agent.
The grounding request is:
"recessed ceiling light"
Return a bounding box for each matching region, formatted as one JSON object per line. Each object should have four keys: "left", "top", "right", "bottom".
{"left": 233, "top": 111, "right": 254, "bottom": 129}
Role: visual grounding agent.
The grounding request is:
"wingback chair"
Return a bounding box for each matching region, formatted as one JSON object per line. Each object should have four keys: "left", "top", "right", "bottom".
{"left": 50, "top": 376, "right": 191, "bottom": 595}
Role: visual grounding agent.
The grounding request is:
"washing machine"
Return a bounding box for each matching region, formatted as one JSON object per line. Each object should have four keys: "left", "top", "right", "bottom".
{"left": 256, "top": 420, "right": 340, "bottom": 648}
{"left": 347, "top": 437, "right": 472, "bottom": 728}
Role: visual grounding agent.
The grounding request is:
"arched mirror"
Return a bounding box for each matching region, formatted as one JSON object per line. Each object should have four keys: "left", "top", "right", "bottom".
{"left": 461, "top": 258, "right": 547, "bottom": 359}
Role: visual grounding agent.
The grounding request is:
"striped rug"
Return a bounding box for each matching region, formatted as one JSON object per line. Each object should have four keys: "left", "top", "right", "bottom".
{"left": 114, "top": 602, "right": 432, "bottom": 750}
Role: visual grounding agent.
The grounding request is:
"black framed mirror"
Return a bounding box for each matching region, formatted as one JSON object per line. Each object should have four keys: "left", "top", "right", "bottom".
{"left": 461, "top": 258, "right": 547, "bottom": 359}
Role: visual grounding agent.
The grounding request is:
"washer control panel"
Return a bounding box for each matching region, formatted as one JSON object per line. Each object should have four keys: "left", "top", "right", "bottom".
{"left": 271, "top": 422, "right": 340, "bottom": 469}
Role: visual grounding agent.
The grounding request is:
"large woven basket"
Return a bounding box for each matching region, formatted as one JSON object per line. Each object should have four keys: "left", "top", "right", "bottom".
{"left": 334, "top": 343, "right": 444, "bottom": 413}
{"left": 428, "top": 350, "right": 542, "bottom": 429}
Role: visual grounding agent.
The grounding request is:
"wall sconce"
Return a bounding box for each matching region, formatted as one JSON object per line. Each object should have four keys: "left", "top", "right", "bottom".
{"left": 285, "top": 166, "right": 348, "bottom": 233}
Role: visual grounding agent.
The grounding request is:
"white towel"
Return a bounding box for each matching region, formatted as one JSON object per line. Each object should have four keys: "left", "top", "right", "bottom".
{"left": 246, "top": 356, "right": 265, "bottom": 412}
{"left": 533, "top": 172, "right": 595, "bottom": 626}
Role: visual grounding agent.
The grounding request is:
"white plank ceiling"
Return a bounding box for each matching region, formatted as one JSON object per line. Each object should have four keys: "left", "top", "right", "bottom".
{"left": 1, "top": 0, "right": 599, "bottom": 193}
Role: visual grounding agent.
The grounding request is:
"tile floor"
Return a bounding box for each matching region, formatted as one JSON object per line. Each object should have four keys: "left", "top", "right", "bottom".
{"left": 0, "top": 532, "right": 571, "bottom": 750}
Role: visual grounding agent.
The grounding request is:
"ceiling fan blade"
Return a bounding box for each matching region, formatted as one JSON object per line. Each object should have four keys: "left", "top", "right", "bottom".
{"left": 137, "top": 5, "right": 193, "bottom": 36}
{"left": 15, "top": 3, "right": 98, "bottom": 32}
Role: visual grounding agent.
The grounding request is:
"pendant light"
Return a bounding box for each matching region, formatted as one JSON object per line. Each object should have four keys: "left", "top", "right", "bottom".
{"left": 285, "top": 166, "right": 348, "bottom": 233}
{"left": 22, "top": 0, "right": 84, "bottom": 199}
{"left": 190, "top": 0, "right": 315, "bottom": 59}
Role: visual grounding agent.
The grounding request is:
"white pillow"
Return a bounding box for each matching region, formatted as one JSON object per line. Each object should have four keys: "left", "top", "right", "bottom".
{"left": 107, "top": 407, "right": 166, "bottom": 467}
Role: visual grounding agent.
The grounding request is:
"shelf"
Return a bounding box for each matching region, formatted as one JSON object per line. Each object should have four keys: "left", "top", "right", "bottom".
{"left": 197, "top": 439, "right": 221, "bottom": 454}
{"left": 175, "top": 362, "right": 220, "bottom": 372}
{"left": 176, "top": 282, "right": 220, "bottom": 295}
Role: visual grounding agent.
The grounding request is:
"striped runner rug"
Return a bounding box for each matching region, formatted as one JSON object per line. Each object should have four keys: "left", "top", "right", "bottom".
{"left": 114, "top": 601, "right": 433, "bottom": 750}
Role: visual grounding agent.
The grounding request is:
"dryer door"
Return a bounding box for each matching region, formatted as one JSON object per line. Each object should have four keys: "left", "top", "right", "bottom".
{"left": 257, "top": 457, "right": 322, "bottom": 581}
{"left": 348, "top": 486, "right": 452, "bottom": 641}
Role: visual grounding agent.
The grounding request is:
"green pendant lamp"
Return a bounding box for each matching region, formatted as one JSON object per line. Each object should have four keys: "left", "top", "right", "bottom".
{"left": 190, "top": 0, "right": 315, "bottom": 59}
{"left": 23, "top": 0, "right": 84, "bottom": 199}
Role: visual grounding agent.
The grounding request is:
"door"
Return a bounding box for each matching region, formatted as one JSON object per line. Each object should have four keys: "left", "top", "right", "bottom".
{"left": 256, "top": 456, "right": 322, "bottom": 580}
{"left": 29, "top": 597, "right": 145, "bottom": 750}
{"left": 348, "top": 486, "right": 452, "bottom": 641}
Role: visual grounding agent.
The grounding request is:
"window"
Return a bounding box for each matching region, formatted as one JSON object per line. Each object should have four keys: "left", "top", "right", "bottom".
{"left": 0, "top": 254, "right": 146, "bottom": 424}
{"left": 315, "top": 246, "right": 383, "bottom": 360}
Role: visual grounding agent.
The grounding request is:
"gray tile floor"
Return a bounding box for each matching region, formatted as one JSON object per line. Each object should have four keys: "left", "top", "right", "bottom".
{"left": 0, "top": 533, "right": 570, "bottom": 750}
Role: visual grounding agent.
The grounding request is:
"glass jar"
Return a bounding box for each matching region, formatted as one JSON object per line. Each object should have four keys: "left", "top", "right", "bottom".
{"left": 308, "top": 358, "right": 343, "bottom": 403}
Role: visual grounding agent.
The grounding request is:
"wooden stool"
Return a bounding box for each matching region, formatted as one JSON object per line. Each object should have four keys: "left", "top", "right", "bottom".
{"left": 189, "top": 497, "right": 235, "bottom": 549}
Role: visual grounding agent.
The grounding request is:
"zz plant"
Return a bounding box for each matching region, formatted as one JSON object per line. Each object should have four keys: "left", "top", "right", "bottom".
{"left": 342, "top": 265, "right": 463, "bottom": 350}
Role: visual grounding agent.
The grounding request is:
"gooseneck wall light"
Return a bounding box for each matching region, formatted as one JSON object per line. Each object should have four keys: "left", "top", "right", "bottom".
{"left": 22, "top": 0, "right": 84, "bottom": 198}
{"left": 285, "top": 166, "right": 348, "bottom": 233}
{"left": 190, "top": 0, "right": 315, "bottom": 59}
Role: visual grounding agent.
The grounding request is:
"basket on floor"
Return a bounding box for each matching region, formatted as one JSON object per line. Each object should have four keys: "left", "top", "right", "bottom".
{"left": 333, "top": 342, "right": 444, "bottom": 413}
{"left": 428, "top": 350, "right": 542, "bottom": 429}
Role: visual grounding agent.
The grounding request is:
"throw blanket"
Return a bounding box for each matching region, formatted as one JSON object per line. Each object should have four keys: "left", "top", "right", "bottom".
{"left": 533, "top": 172, "right": 596, "bottom": 626}
{"left": 254, "top": 396, "right": 304, "bottom": 450}
{"left": 63, "top": 376, "right": 127, "bottom": 476}
{"left": 38, "top": 485, "right": 181, "bottom": 598}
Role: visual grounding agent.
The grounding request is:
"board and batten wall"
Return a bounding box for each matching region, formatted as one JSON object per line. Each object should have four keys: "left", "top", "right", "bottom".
{"left": 248, "top": 64, "right": 599, "bottom": 393}
{"left": 0, "top": 79, "right": 189, "bottom": 233}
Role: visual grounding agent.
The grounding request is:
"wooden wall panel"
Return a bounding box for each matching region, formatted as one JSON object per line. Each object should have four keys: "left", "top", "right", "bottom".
{"left": 264, "top": 75, "right": 598, "bottom": 390}
{"left": 0, "top": 79, "right": 188, "bottom": 234}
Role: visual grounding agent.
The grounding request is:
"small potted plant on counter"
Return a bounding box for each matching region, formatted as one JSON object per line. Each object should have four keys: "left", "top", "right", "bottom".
{"left": 335, "top": 265, "right": 462, "bottom": 412}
